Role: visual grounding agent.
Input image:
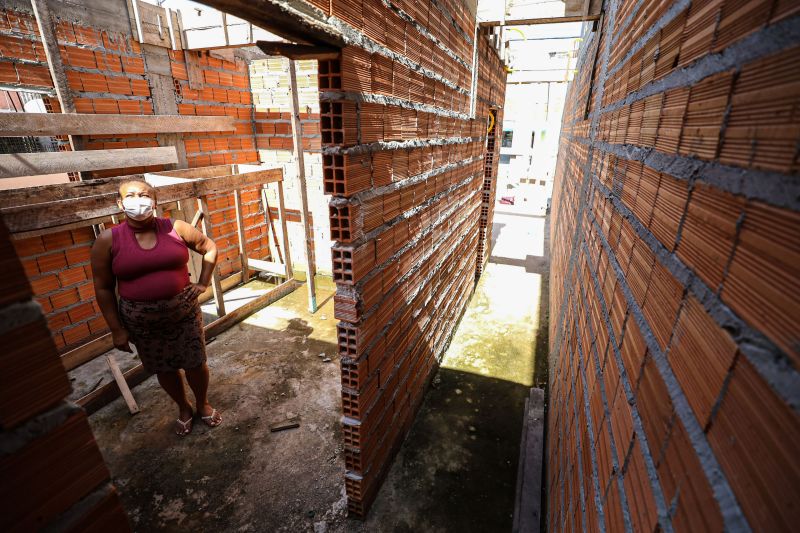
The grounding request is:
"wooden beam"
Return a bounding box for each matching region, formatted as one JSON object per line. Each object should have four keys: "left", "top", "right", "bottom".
{"left": 0, "top": 175, "right": 144, "bottom": 208}
{"left": 192, "top": 0, "right": 345, "bottom": 47}
{"left": 276, "top": 180, "right": 293, "bottom": 279}
{"left": 79, "top": 363, "right": 149, "bottom": 415}
{"left": 147, "top": 164, "right": 233, "bottom": 179}
{"left": 3, "top": 167, "right": 283, "bottom": 233}
{"left": 479, "top": 14, "right": 601, "bottom": 28}
{"left": 106, "top": 354, "right": 140, "bottom": 414}
{"left": 248, "top": 258, "right": 286, "bottom": 277}
{"left": 256, "top": 41, "right": 340, "bottom": 60}
{"left": 205, "top": 278, "right": 298, "bottom": 338}
{"left": 233, "top": 189, "right": 250, "bottom": 282}
{"left": 0, "top": 113, "right": 236, "bottom": 137}
{"left": 288, "top": 60, "right": 317, "bottom": 313}
{"left": 260, "top": 188, "right": 284, "bottom": 263}
{"left": 197, "top": 195, "right": 226, "bottom": 317}
{"left": 0, "top": 147, "right": 179, "bottom": 179}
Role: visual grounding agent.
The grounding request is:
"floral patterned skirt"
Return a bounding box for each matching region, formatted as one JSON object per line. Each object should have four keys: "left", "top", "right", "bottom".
{"left": 118, "top": 284, "right": 206, "bottom": 374}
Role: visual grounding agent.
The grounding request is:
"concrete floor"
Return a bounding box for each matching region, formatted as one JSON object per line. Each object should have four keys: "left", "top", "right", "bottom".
{"left": 85, "top": 208, "right": 549, "bottom": 532}
{"left": 346, "top": 210, "right": 549, "bottom": 532}
{"left": 87, "top": 281, "right": 350, "bottom": 532}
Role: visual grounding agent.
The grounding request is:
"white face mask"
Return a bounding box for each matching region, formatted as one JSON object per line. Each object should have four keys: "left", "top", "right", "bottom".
{"left": 122, "top": 196, "right": 154, "bottom": 221}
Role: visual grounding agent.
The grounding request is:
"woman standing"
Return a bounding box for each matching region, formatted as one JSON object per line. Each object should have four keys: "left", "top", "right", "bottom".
{"left": 91, "top": 180, "right": 223, "bottom": 436}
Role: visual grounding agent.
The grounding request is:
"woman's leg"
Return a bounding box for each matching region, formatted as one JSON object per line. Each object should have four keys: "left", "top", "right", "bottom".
{"left": 184, "top": 362, "right": 216, "bottom": 418}
{"left": 156, "top": 371, "right": 193, "bottom": 422}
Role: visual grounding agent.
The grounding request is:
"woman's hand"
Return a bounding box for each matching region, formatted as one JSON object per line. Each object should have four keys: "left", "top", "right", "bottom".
{"left": 111, "top": 328, "right": 133, "bottom": 353}
{"left": 187, "top": 283, "right": 208, "bottom": 300}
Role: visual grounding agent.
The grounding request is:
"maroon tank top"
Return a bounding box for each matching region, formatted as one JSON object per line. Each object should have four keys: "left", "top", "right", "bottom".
{"left": 111, "top": 217, "right": 190, "bottom": 301}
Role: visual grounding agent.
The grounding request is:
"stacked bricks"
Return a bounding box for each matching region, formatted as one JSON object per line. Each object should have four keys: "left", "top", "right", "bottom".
{"left": 249, "top": 58, "right": 332, "bottom": 274}
{"left": 549, "top": 0, "right": 800, "bottom": 531}
{"left": 0, "top": 7, "right": 161, "bottom": 176}
{"left": 14, "top": 226, "right": 102, "bottom": 352}
{"left": 475, "top": 105, "right": 502, "bottom": 276}
{"left": 0, "top": 9, "right": 261, "bottom": 175}
{"left": 171, "top": 49, "right": 259, "bottom": 168}
{"left": 0, "top": 216, "right": 130, "bottom": 531}
{"left": 202, "top": 186, "right": 275, "bottom": 279}
{"left": 0, "top": 6, "right": 302, "bottom": 352}
{"left": 297, "top": 0, "right": 506, "bottom": 517}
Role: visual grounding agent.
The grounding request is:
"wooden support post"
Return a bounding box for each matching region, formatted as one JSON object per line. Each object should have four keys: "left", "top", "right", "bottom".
{"left": 288, "top": 59, "right": 316, "bottom": 313}
{"left": 30, "top": 0, "right": 82, "bottom": 155}
{"left": 105, "top": 354, "right": 140, "bottom": 415}
{"left": 221, "top": 12, "right": 230, "bottom": 46}
{"left": 260, "top": 187, "right": 284, "bottom": 264}
{"left": 233, "top": 189, "right": 249, "bottom": 283}
{"left": 276, "top": 181, "right": 293, "bottom": 279}
{"left": 197, "top": 196, "right": 226, "bottom": 317}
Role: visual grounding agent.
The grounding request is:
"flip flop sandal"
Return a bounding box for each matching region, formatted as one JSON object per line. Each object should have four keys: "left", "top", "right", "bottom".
{"left": 175, "top": 416, "right": 193, "bottom": 436}
{"left": 201, "top": 409, "right": 222, "bottom": 427}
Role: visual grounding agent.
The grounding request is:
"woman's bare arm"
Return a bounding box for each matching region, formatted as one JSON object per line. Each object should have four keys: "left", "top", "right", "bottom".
{"left": 173, "top": 219, "right": 219, "bottom": 299}
{"left": 90, "top": 229, "right": 132, "bottom": 352}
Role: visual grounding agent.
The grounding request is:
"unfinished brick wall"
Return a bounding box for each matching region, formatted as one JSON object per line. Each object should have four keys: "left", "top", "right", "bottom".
{"left": 292, "top": 0, "right": 505, "bottom": 516}
{"left": 170, "top": 49, "right": 259, "bottom": 168}
{"left": 0, "top": 216, "right": 130, "bottom": 531}
{"left": 250, "top": 58, "right": 331, "bottom": 274}
{"left": 0, "top": 6, "right": 160, "bottom": 171}
{"left": 549, "top": 0, "right": 800, "bottom": 530}
{"left": 0, "top": 4, "right": 282, "bottom": 352}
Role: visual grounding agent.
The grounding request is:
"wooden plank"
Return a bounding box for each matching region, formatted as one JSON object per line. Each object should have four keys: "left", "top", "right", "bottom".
{"left": 512, "top": 388, "right": 545, "bottom": 533}
{"left": 233, "top": 189, "right": 250, "bottom": 283}
{"left": 197, "top": 195, "right": 226, "bottom": 317}
{"left": 289, "top": 60, "right": 317, "bottom": 313}
{"left": 61, "top": 335, "right": 114, "bottom": 372}
{"left": 205, "top": 278, "right": 298, "bottom": 338}
{"left": 256, "top": 41, "right": 340, "bottom": 60}
{"left": 479, "top": 14, "right": 601, "bottom": 28}
{"left": 12, "top": 214, "right": 113, "bottom": 240}
{"left": 190, "top": 209, "right": 204, "bottom": 227}
{"left": 79, "top": 363, "right": 149, "bottom": 415}
{"left": 269, "top": 416, "right": 300, "bottom": 432}
{"left": 0, "top": 147, "right": 178, "bottom": 179}
{"left": 248, "top": 258, "right": 286, "bottom": 277}
{"left": 0, "top": 174, "right": 144, "bottom": 208}
{"left": 148, "top": 164, "right": 234, "bottom": 179}
{"left": 185, "top": 49, "right": 205, "bottom": 90}
{"left": 0, "top": 113, "right": 236, "bottom": 137}
{"left": 106, "top": 354, "right": 140, "bottom": 415}
{"left": 3, "top": 168, "right": 283, "bottom": 233}
{"left": 260, "top": 187, "right": 284, "bottom": 264}
{"left": 276, "top": 180, "right": 293, "bottom": 279}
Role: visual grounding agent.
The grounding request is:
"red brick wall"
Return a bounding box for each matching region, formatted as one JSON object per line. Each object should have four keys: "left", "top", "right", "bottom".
{"left": 0, "top": 216, "right": 129, "bottom": 531}
{"left": 170, "top": 49, "right": 259, "bottom": 168}
{"left": 289, "top": 0, "right": 506, "bottom": 516}
{"left": 549, "top": 0, "right": 800, "bottom": 530}
{"left": 14, "top": 227, "right": 102, "bottom": 352}
{"left": 254, "top": 110, "right": 321, "bottom": 152}
{"left": 1, "top": 7, "right": 281, "bottom": 354}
